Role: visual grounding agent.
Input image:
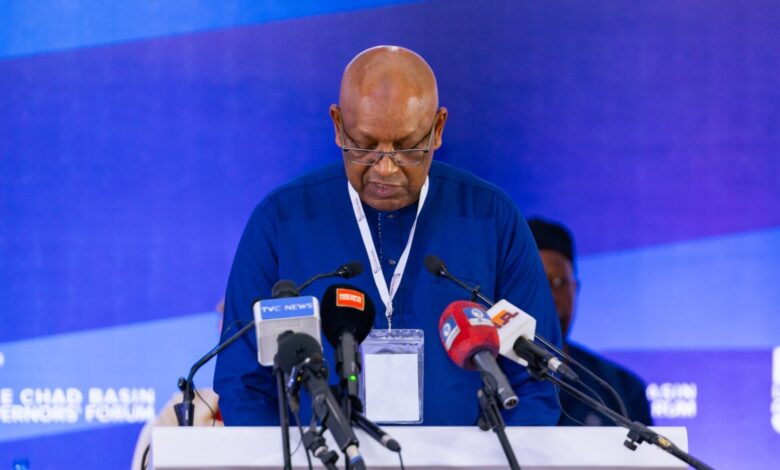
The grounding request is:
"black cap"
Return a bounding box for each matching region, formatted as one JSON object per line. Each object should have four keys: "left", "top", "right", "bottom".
{"left": 321, "top": 284, "right": 376, "bottom": 347}
{"left": 527, "top": 218, "right": 576, "bottom": 268}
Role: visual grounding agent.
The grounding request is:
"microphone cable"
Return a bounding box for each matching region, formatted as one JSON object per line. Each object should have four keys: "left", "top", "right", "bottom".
{"left": 424, "top": 254, "right": 629, "bottom": 419}
{"left": 293, "top": 410, "right": 314, "bottom": 470}
{"left": 533, "top": 337, "right": 629, "bottom": 419}
{"left": 397, "top": 449, "right": 406, "bottom": 470}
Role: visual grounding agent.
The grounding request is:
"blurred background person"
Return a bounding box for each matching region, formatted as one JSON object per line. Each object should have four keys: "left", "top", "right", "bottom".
{"left": 528, "top": 218, "right": 653, "bottom": 426}
{"left": 130, "top": 300, "right": 226, "bottom": 470}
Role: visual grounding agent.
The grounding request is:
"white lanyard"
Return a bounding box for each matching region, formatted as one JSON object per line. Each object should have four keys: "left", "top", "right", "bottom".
{"left": 348, "top": 178, "right": 429, "bottom": 331}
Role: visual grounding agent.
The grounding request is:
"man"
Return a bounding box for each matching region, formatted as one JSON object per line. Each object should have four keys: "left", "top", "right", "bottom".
{"left": 214, "top": 46, "right": 562, "bottom": 425}
{"left": 528, "top": 218, "right": 653, "bottom": 426}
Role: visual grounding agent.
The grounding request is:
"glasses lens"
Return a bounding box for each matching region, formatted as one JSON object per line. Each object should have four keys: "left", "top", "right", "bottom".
{"left": 393, "top": 150, "right": 426, "bottom": 166}
{"left": 345, "top": 149, "right": 378, "bottom": 165}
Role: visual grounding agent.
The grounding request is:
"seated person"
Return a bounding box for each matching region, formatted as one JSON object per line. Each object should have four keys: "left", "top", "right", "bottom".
{"left": 528, "top": 218, "right": 653, "bottom": 426}
{"left": 130, "top": 388, "right": 222, "bottom": 470}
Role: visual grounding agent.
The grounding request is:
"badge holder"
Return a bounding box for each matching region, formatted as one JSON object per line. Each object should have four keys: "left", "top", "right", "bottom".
{"left": 360, "top": 328, "right": 424, "bottom": 424}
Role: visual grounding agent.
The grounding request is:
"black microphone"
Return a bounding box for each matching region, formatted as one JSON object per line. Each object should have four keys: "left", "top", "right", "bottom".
{"left": 424, "top": 254, "right": 448, "bottom": 277}
{"left": 173, "top": 319, "right": 255, "bottom": 426}
{"left": 272, "top": 279, "right": 301, "bottom": 298}
{"left": 514, "top": 336, "right": 579, "bottom": 382}
{"left": 296, "top": 261, "right": 365, "bottom": 293}
{"left": 335, "top": 261, "right": 364, "bottom": 279}
{"left": 277, "top": 332, "right": 365, "bottom": 469}
{"left": 424, "top": 255, "right": 494, "bottom": 305}
{"left": 320, "top": 285, "right": 402, "bottom": 453}
{"left": 352, "top": 411, "right": 401, "bottom": 452}
{"left": 320, "top": 285, "right": 376, "bottom": 399}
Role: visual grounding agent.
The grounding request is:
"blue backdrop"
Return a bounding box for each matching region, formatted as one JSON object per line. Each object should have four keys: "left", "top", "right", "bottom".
{"left": 2, "top": 1, "right": 779, "bottom": 468}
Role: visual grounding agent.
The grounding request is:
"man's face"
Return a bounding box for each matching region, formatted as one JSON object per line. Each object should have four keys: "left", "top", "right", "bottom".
{"left": 539, "top": 249, "right": 578, "bottom": 339}
{"left": 330, "top": 103, "right": 446, "bottom": 212}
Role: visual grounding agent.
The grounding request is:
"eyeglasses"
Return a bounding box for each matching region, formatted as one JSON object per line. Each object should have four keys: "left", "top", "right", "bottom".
{"left": 339, "top": 111, "right": 437, "bottom": 166}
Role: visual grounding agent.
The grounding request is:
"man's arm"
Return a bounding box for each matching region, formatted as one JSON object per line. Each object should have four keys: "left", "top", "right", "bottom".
{"left": 213, "top": 201, "right": 281, "bottom": 425}
{"left": 493, "top": 198, "right": 563, "bottom": 425}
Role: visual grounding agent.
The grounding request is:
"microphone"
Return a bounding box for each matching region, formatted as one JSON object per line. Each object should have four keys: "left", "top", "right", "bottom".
{"left": 335, "top": 261, "right": 364, "bottom": 279}
{"left": 487, "top": 299, "right": 579, "bottom": 381}
{"left": 173, "top": 262, "right": 362, "bottom": 426}
{"left": 277, "top": 332, "right": 366, "bottom": 470}
{"left": 258, "top": 259, "right": 365, "bottom": 366}
{"left": 352, "top": 411, "right": 401, "bottom": 452}
{"left": 173, "top": 318, "right": 255, "bottom": 426}
{"left": 425, "top": 255, "right": 494, "bottom": 305}
{"left": 254, "top": 285, "right": 321, "bottom": 367}
{"left": 424, "top": 254, "right": 448, "bottom": 277}
{"left": 297, "top": 261, "right": 364, "bottom": 293}
{"left": 320, "top": 285, "right": 402, "bottom": 452}
{"left": 272, "top": 279, "right": 301, "bottom": 298}
{"left": 439, "top": 300, "right": 519, "bottom": 409}
{"left": 321, "top": 285, "right": 376, "bottom": 399}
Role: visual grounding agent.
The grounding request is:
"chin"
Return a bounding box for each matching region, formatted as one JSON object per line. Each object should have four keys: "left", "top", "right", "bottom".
{"left": 366, "top": 199, "right": 405, "bottom": 211}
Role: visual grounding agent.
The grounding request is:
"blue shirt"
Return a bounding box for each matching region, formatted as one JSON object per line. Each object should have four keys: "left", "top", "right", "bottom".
{"left": 214, "top": 161, "right": 563, "bottom": 425}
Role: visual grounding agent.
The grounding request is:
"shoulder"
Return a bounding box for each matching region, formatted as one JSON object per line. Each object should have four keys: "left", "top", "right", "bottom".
{"left": 428, "top": 161, "right": 519, "bottom": 214}
{"left": 263, "top": 163, "right": 345, "bottom": 205}
{"left": 252, "top": 163, "right": 346, "bottom": 220}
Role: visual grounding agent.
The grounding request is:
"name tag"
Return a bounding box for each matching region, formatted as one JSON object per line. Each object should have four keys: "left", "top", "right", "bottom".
{"left": 361, "top": 329, "right": 424, "bottom": 423}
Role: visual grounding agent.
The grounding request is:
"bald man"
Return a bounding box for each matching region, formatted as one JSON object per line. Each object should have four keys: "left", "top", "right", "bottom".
{"left": 214, "top": 46, "right": 562, "bottom": 426}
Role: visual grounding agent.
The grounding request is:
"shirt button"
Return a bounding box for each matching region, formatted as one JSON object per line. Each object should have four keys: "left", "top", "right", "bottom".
{"left": 388, "top": 259, "right": 397, "bottom": 266}
{"left": 387, "top": 213, "right": 396, "bottom": 220}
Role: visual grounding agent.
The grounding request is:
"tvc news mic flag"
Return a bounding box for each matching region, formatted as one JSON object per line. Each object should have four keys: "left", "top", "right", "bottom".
{"left": 253, "top": 296, "right": 321, "bottom": 366}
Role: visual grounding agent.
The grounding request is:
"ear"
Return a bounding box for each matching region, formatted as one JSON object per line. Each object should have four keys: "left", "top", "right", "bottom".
{"left": 329, "top": 104, "right": 342, "bottom": 147}
{"left": 432, "top": 107, "right": 448, "bottom": 150}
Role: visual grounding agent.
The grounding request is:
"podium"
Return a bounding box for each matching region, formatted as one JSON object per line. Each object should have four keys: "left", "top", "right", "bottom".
{"left": 152, "top": 426, "right": 688, "bottom": 469}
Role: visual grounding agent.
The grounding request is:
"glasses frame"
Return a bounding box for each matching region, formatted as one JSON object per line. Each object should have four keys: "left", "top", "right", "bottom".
{"left": 339, "top": 110, "right": 437, "bottom": 166}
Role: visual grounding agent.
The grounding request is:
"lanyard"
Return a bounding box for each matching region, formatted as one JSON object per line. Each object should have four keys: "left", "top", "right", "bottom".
{"left": 348, "top": 178, "right": 429, "bottom": 331}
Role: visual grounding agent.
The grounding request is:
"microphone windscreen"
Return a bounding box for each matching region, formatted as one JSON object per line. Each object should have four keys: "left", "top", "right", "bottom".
{"left": 272, "top": 279, "right": 299, "bottom": 298}
{"left": 424, "top": 255, "right": 445, "bottom": 276}
{"left": 341, "top": 261, "right": 364, "bottom": 278}
{"left": 439, "top": 300, "right": 499, "bottom": 370}
{"left": 275, "top": 332, "right": 322, "bottom": 375}
{"left": 321, "top": 284, "right": 376, "bottom": 347}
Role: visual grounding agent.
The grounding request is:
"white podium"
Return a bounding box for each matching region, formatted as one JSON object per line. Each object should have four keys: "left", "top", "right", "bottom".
{"left": 152, "top": 426, "right": 688, "bottom": 469}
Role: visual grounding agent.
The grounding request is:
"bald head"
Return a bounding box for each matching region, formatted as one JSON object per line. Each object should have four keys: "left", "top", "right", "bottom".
{"left": 330, "top": 46, "right": 447, "bottom": 211}
{"left": 339, "top": 46, "right": 438, "bottom": 130}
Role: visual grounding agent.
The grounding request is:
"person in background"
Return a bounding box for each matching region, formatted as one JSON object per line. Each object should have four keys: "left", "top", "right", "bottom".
{"left": 528, "top": 217, "right": 653, "bottom": 426}
{"left": 130, "top": 300, "right": 225, "bottom": 470}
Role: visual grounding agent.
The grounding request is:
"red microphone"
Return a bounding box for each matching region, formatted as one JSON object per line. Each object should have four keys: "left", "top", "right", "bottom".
{"left": 439, "top": 300, "right": 519, "bottom": 409}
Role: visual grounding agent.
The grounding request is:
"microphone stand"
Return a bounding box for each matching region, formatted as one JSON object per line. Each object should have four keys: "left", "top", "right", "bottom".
{"left": 476, "top": 373, "right": 522, "bottom": 470}
{"left": 174, "top": 320, "right": 255, "bottom": 426}
{"left": 274, "top": 363, "right": 293, "bottom": 470}
{"left": 528, "top": 368, "right": 714, "bottom": 470}
{"left": 302, "top": 426, "right": 339, "bottom": 470}
{"left": 427, "top": 256, "right": 631, "bottom": 419}
{"left": 334, "top": 339, "right": 402, "bottom": 459}
{"left": 288, "top": 357, "right": 366, "bottom": 470}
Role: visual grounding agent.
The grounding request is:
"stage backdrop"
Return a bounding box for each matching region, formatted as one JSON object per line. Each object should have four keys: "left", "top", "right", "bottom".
{"left": 2, "top": 1, "right": 779, "bottom": 468}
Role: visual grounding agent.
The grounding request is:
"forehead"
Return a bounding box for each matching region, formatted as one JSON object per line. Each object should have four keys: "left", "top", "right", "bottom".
{"left": 342, "top": 91, "right": 432, "bottom": 141}
{"left": 539, "top": 250, "right": 574, "bottom": 276}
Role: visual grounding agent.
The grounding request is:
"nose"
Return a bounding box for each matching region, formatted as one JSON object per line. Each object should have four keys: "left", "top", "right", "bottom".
{"left": 372, "top": 152, "right": 401, "bottom": 176}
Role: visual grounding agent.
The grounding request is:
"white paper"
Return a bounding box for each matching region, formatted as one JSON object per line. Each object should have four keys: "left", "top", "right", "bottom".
{"left": 364, "top": 353, "right": 420, "bottom": 422}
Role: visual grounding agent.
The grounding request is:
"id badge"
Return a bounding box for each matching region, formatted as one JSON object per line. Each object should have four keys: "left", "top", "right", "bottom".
{"left": 360, "top": 328, "right": 424, "bottom": 424}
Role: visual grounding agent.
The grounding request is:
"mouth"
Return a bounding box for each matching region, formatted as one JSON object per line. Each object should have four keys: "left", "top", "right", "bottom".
{"left": 366, "top": 181, "right": 402, "bottom": 198}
